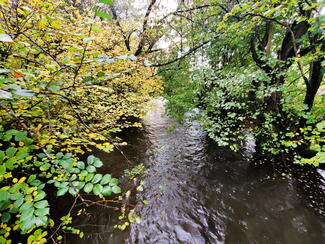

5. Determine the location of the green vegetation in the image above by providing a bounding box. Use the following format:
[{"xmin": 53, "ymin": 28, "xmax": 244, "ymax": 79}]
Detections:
[
  {"xmin": 0, "ymin": 0, "xmax": 162, "ymax": 242},
  {"xmin": 0, "ymin": 0, "xmax": 324, "ymax": 242},
  {"xmin": 162, "ymin": 0, "xmax": 324, "ymax": 167}
]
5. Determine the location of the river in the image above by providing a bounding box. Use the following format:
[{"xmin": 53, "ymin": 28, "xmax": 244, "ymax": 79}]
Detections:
[{"xmin": 67, "ymin": 98, "xmax": 325, "ymax": 244}]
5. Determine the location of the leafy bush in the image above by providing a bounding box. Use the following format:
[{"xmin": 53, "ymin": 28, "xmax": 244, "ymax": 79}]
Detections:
[{"xmin": 0, "ymin": 0, "xmax": 162, "ymax": 242}]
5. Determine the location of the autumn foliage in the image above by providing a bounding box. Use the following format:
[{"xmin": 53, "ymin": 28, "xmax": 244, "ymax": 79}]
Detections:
[{"xmin": 0, "ymin": 0, "xmax": 162, "ymax": 242}]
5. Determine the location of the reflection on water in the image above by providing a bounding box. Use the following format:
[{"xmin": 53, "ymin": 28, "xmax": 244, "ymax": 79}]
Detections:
[{"xmin": 68, "ymin": 98, "xmax": 325, "ymax": 244}]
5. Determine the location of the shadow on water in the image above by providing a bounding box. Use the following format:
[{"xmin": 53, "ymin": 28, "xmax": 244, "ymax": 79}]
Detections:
[{"xmin": 65, "ymin": 98, "xmax": 324, "ymax": 244}]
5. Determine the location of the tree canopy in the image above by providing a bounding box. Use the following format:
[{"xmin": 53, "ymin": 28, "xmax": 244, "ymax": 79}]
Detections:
[{"xmin": 0, "ymin": 0, "xmax": 324, "ymax": 242}]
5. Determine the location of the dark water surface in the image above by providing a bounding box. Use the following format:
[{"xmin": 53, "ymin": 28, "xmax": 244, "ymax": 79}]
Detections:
[{"xmin": 67, "ymin": 99, "xmax": 325, "ymax": 244}]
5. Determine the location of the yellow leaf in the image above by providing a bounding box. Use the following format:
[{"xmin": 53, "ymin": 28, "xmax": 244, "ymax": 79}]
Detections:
[{"xmin": 51, "ymin": 20, "xmax": 60, "ymax": 29}]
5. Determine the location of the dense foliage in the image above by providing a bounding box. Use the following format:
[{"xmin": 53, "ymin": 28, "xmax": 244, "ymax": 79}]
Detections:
[
  {"xmin": 0, "ymin": 0, "xmax": 162, "ymax": 242},
  {"xmin": 162, "ymin": 0, "xmax": 324, "ymax": 166},
  {"xmin": 0, "ymin": 0, "xmax": 324, "ymax": 242}
]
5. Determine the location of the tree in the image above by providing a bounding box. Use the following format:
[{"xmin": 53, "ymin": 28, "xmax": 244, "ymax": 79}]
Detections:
[
  {"xmin": 161, "ymin": 0, "xmax": 324, "ymax": 166},
  {"xmin": 0, "ymin": 0, "xmax": 162, "ymax": 242}
]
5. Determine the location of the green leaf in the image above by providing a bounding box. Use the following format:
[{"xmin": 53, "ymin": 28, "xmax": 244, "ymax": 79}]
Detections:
[
  {"xmin": 16, "ymin": 151, "xmax": 28, "ymax": 160},
  {"xmin": 20, "ymin": 202, "xmax": 33, "ymax": 211},
  {"xmin": 34, "ymin": 191, "xmax": 46, "ymax": 201},
  {"xmin": 28, "ymin": 174, "xmax": 37, "ymax": 183},
  {"xmin": 102, "ymin": 186, "xmax": 112, "ymax": 196},
  {"xmin": 35, "ymin": 216, "xmax": 47, "ymax": 226},
  {"xmin": 57, "ymin": 188, "xmax": 68, "ymax": 196},
  {"xmin": 84, "ymin": 183, "xmax": 93, "ymax": 193},
  {"xmin": 0, "ymin": 190, "xmax": 9, "ymax": 201},
  {"xmin": 100, "ymin": 174, "xmax": 112, "ymax": 185},
  {"xmin": 109, "ymin": 178, "xmax": 119, "ymax": 186},
  {"xmin": 99, "ymin": 0, "xmax": 113, "ymax": 5},
  {"xmin": 0, "ymin": 165, "xmax": 6, "ymax": 175},
  {"xmin": 93, "ymin": 184, "xmax": 103, "ymax": 195},
  {"xmin": 20, "ymin": 216, "xmax": 35, "ymax": 231},
  {"xmin": 0, "ymin": 34, "xmax": 13, "ymax": 42},
  {"xmin": 96, "ymin": 11, "xmax": 112, "ymax": 20},
  {"xmin": 6, "ymin": 147, "xmax": 16, "ymax": 157},
  {"xmin": 93, "ymin": 158, "xmax": 103, "ymax": 168},
  {"xmin": 14, "ymin": 131, "xmax": 27, "ymax": 141},
  {"xmin": 34, "ymin": 200, "xmax": 48, "ymax": 209},
  {"xmin": 80, "ymin": 170, "xmax": 88, "ymax": 177},
  {"xmin": 87, "ymin": 155, "xmax": 96, "ymax": 165},
  {"xmin": 0, "ymin": 151, "xmax": 5, "ymax": 163},
  {"xmin": 85, "ymin": 173, "xmax": 94, "ymax": 182},
  {"xmin": 86, "ymin": 165, "xmax": 96, "ymax": 173},
  {"xmin": 77, "ymin": 161, "xmax": 85, "ymax": 169},
  {"xmin": 10, "ymin": 193, "xmax": 23, "ymax": 200},
  {"xmin": 68, "ymin": 187, "xmax": 79, "ymax": 196},
  {"xmin": 1, "ymin": 212, "xmax": 11, "ymax": 223},
  {"xmin": 20, "ymin": 208, "xmax": 34, "ymax": 221},
  {"xmin": 13, "ymin": 198, "xmax": 24, "ymax": 208},
  {"xmin": 112, "ymin": 185, "xmax": 121, "ymax": 194},
  {"xmin": 34, "ymin": 207, "xmax": 50, "ymax": 217},
  {"xmin": 91, "ymin": 26, "xmax": 101, "ymax": 32},
  {"xmin": 91, "ymin": 174, "xmax": 102, "ymax": 184}
]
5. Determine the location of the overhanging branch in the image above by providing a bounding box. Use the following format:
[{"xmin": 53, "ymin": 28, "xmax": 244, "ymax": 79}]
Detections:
[{"xmin": 151, "ymin": 38, "xmax": 214, "ymax": 67}]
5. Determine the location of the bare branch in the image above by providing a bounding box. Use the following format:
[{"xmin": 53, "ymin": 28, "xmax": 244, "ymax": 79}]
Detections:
[{"xmin": 151, "ymin": 38, "xmax": 214, "ymax": 67}]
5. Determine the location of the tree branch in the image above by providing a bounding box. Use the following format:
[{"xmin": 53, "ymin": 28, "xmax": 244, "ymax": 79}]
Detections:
[{"xmin": 151, "ymin": 38, "xmax": 214, "ymax": 67}]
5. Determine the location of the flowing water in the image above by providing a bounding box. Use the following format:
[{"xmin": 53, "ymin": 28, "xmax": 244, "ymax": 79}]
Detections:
[{"xmin": 67, "ymin": 98, "xmax": 325, "ymax": 244}]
